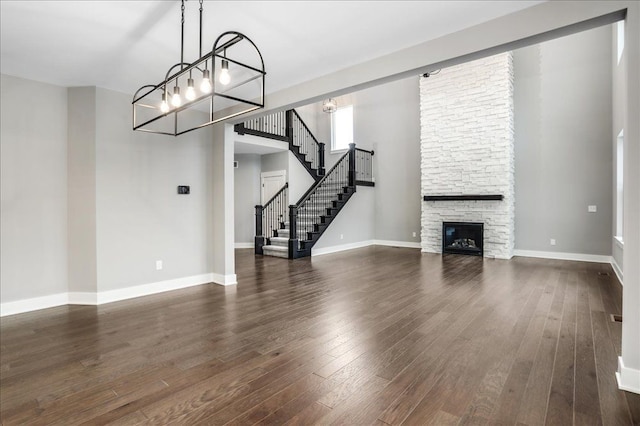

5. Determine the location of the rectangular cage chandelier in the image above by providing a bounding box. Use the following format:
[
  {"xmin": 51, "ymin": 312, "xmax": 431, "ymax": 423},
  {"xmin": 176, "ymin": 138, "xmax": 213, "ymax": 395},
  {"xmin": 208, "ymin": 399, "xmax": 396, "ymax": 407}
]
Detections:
[{"xmin": 132, "ymin": 0, "xmax": 265, "ymax": 136}]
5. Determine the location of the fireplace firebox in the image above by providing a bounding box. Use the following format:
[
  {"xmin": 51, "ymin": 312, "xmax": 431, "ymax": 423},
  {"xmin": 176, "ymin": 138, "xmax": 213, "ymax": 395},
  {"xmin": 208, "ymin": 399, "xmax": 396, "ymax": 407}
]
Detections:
[{"xmin": 442, "ymin": 222, "xmax": 483, "ymax": 256}]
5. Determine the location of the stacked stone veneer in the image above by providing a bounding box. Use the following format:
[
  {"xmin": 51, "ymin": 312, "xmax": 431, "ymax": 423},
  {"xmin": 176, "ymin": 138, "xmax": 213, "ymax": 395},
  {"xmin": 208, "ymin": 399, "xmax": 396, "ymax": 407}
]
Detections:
[{"xmin": 420, "ymin": 52, "xmax": 515, "ymax": 259}]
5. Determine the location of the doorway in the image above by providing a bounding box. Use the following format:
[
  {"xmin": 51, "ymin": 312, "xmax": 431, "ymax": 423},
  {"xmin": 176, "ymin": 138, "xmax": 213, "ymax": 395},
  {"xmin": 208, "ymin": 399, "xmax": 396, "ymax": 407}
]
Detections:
[{"xmin": 261, "ymin": 170, "xmax": 287, "ymax": 204}]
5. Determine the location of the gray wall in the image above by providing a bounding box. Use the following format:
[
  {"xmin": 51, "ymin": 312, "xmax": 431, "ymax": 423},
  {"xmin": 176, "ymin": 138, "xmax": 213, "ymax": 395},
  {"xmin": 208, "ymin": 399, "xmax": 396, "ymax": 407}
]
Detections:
[
  {"xmin": 93, "ymin": 88, "xmax": 214, "ymax": 291},
  {"xmin": 1, "ymin": 75, "xmax": 69, "ymax": 302},
  {"xmin": 358, "ymin": 77, "xmax": 421, "ymax": 243},
  {"xmin": 312, "ymin": 186, "xmax": 375, "ymax": 252},
  {"xmin": 288, "ymin": 152, "xmax": 316, "ymax": 204},
  {"xmin": 1, "ymin": 77, "xmax": 218, "ymax": 302},
  {"xmin": 261, "ymin": 151, "xmax": 288, "ymax": 176},
  {"xmin": 514, "ymin": 25, "xmax": 613, "ymax": 255},
  {"xmin": 67, "ymin": 87, "xmax": 98, "ymax": 294},
  {"xmin": 234, "ymin": 154, "xmax": 261, "ymax": 244}
]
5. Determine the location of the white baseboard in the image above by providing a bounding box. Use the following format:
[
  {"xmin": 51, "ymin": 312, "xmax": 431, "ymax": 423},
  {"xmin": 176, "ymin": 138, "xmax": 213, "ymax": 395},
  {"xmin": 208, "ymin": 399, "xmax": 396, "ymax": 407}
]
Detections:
[
  {"xmin": 98, "ymin": 273, "xmax": 216, "ymax": 304},
  {"xmin": 235, "ymin": 242, "xmax": 254, "ymax": 249},
  {"xmin": 374, "ymin": 240, "xmax": 421, "ymax": 249},
  {"xmin": 1, "ymin": 273, "xmax": 221, "ymax": 316},
  {"xmin": 312, "ymin": 240, "xmax": 375, "ymax": 256},
  {"xmin": 513, "ymin": 249, "xmax": 611, "ymax": 264},
  {"xmin": 611, "ymin": 257, "xmax": 624, "ymax": 285},
  {"xmin": 212, "ymin": 273, "xmax": 237, "ymax": 286},
  {"xmin": 617, "ymin": 356, "xmax": 640, "ymax": 394},
  {"xmin": 68, "ymin": 292, "xmax": 98, "ymax": 305},
  {"xmin": 0, "ymin": 293, "xmax": 69, "ymax": 317}
]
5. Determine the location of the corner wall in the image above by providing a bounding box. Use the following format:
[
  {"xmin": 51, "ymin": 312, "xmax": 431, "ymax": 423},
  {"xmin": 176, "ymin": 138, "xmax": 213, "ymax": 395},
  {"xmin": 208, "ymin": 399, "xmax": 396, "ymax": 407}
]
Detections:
[
  {"xmin": 234, "ymin": 154, "xmax": 261, "ymax": 245},
  {"xmin": 94, "ymin": 88, "xmax": 214, "ymax": 292},
  {"xmin": 1, "ymin": 75, "xmax": 69, "ymax": 303},
  {"xmin": 514, "ymin": 25, "xmax": 613, "ymax": 257}
]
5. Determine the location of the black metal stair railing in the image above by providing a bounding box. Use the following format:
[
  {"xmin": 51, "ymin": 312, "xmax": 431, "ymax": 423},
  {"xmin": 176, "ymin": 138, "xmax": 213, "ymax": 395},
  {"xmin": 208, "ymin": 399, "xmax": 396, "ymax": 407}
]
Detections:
[
  {"xmin": 234, "ymin": 110, "xmax": 288, "ymax": 141},
  {"xmin": 355, "ymin": 148, "xmax": 375, "ymax": 186},
  {"xmin": 254, "ymin": 182, "xmax": 288, "ymax": 254},
  {"xmin": 288, "ymin": 144, "xmax": 354, "ymax": 255},
  {"xmin": 235, "ymin": 109, "xmax": 325, "ymax": 179},
  {"xmin": 288, "ymin": 110, "xmax": 325, "ymax": 178}
]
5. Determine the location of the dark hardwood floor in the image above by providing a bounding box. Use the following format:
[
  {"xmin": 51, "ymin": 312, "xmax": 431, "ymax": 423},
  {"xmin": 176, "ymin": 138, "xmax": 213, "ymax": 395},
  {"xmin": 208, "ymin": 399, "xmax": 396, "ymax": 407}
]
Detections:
[{"xmin": 1, "ymin": 246, "xmax": 639, "ymax": 425}]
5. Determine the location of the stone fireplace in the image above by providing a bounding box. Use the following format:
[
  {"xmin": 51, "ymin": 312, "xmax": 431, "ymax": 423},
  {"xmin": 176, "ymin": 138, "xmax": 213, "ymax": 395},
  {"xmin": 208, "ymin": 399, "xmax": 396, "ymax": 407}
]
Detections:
[{"xmin": 420, "ymin": 52, "xmax": 515, "ymax": 259}]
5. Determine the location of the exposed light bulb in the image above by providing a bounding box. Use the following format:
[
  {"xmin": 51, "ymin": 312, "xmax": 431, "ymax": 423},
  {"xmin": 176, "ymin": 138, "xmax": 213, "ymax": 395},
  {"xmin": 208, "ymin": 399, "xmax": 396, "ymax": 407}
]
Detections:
[
  {"xmin": 185, "ymin": 78, "xmax": 196, "ymax": 101},
  {"xmin": 201, "ymin": 69, "xmax": 212, "ymax": 93},
  {"xmin": 160, "ymin": 93, "xmax": 170, "ymax": 113},
  {"xmin": 219, "ymin": 60, "xmax": 230, "ymax": 85},
  {"xmin": 171, "ymin": 86, "xmax": 181, "ymax": 107}
]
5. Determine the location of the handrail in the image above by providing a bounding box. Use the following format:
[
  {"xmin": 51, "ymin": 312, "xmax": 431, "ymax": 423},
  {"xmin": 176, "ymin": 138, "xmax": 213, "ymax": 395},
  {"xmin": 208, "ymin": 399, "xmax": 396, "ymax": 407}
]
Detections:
[
  {"xmin": 255, "ymin": 182, "xmax": 288, "ymax": 244},
  {"xmin": 291, "ymin": 109, "xmax": 320, "ymax": 146},
  {"xmin": 294, "ymin": 147, "xmax": 351, "ymax": 207},
  {"xmin": 355, "ymin": 147, "xmax": 374, "ymax": 156}
]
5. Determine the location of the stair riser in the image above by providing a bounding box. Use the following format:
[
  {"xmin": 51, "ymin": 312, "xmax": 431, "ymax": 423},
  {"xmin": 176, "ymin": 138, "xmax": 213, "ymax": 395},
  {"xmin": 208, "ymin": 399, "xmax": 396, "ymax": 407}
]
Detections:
[{"xmin": 262, "ymin": 249, "xmax": 289, "ymax": 258}]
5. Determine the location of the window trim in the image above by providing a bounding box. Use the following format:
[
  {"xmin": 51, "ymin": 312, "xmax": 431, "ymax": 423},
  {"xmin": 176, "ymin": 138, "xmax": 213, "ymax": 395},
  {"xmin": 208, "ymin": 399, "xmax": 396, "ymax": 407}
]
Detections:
[
  {"xmin": 615, "ymin": 129, "xmax": 624, "ymax": 240},
  {"xmin": 330, "ymin": 105, "xmax": 354, "ymax": 153}
]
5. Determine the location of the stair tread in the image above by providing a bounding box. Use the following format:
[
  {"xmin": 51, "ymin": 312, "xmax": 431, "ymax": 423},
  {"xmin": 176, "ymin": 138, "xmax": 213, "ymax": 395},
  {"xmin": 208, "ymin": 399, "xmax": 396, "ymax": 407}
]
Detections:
[{"xmin": 262, "ymin": 245, "xmax": 288, "ymax": 252}]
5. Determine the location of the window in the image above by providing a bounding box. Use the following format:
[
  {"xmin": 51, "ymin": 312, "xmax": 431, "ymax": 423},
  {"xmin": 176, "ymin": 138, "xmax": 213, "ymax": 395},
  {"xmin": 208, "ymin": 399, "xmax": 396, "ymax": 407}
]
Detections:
[
  {"xmin": 331, "ymin": 105, "xmax": 353, "ymax": 151},
  {"xmin": 616, "ymin": 130, "xmax": 624, "ymax": 240},
  {"xmin": 617, "ymin": 20, "xmax": 625, "ymax": 65}
]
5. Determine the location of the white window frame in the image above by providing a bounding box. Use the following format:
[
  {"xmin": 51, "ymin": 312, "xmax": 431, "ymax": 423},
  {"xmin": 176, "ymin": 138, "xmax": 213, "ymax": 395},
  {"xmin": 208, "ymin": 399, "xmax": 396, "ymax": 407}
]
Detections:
[
  {"xmin": 331, "ymin": 105, "xmax": 354, "ymax": 152},
  {"xmin": 616, "ymin": 129, "xmax": 624, "ymax": 243},
  {"xmin": 617, "ymin": 20, "xmax": 625, "ymax": 65}
]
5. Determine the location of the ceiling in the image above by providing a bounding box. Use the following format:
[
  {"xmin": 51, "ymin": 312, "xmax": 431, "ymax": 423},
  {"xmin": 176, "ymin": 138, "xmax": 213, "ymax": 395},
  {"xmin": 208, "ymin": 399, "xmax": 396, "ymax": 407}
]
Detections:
[{"xmin": 1, "ymin": 1, "xmax": 543, "ymax": 98}]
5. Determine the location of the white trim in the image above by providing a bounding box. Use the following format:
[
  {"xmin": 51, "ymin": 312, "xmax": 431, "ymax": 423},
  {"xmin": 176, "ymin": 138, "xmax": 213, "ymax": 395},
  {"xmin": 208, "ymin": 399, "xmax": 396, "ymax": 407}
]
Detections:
[
  {"xmin": 374, "ymin": 240, "xmax": 421, "ymax": 249},
  {"xmin": 96, "ymin": 273, "xmax": 215, "ymax": 304},
  {"xmin": 614, "ymin": 235, "xmax": 624, "ymax": 248},
  {"xmin": 1, "ymin": 293, "xmax": 69, "ymax": 317},
  {"xmin": 617, "ymin": 356, "xmax": 640, "ymax": 394},
  {"xmin": 312, "ymin": 240, "xmax": 375, "ymax": 256},
  {"xmin": 513, "ymin": 249, "xmax": 611, "ymax": 264},
  {"xmin": 68, "ymin": 292, "xmax": 98, "ymax": 305},
  {"xmin": 235, "ymin": 242, "xmax": 254, "ymax": 249},
  {"xmin": 260, "ymin": 170, "xmax": 287, "ymax": 179},
  {"xmin": 611, "ymin": 257, "xmax": 624, "ymax": 285},
  {"xmin": 1, "ymin": 273, "xmax": 218, "ymax": 316},
  {"xmin": 212, "ymin": 273, "xmax": 237, "ymax": 286}
]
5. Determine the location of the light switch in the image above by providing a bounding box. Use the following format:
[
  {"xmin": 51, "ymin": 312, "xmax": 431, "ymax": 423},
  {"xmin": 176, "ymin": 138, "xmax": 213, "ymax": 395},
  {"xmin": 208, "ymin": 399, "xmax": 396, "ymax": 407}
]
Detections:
[{"xmin": 588, "ymin": 205, "xmax": 597, "ymax": 213}]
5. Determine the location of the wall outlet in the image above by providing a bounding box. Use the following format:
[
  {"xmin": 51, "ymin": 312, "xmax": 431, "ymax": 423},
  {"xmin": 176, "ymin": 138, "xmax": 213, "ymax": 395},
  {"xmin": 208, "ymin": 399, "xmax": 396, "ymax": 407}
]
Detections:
[
  {"xmin": 156, "ymin": 260, "xmax": 163, "ymax": 270},
  {"xmin": 550, "ymin": 239, "xmax": 556, "ymax": 246},
  {"xmin": 412, "ymin": 231, "xmax": 417, "ymax": 237},
  {"xmin": 340, "ymin": 234, "xmax": 344, "ymax": 240},
  {"xmin": 588, "ymin": 205, "xmax": 597, "ymax": 213}
]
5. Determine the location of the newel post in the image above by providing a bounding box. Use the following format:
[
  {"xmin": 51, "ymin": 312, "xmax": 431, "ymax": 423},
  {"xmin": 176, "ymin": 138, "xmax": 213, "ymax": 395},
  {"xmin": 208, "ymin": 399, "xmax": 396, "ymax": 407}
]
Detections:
[
  {"xmin": 318, "ymin": 142, "xmax": 326, "ymax": 177},
  {"xmin": 348, "ymin": 143, "xmax": 356, "ymax": 187},
  {"xmin": 285, "ymin": 110, "xmax": 293, "ymax": 142},
  {"xmin": 254, "ymin": 205, "xmax": 264, "ymax": 254},
  {"xmin": 288, "ymin": 205, "xmax": 298, "ymax": 258}
]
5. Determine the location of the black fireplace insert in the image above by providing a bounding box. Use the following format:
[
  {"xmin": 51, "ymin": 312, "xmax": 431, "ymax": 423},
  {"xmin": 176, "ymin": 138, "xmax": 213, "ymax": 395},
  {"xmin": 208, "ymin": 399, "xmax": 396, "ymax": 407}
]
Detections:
[{"xmin": 442, "ymin": 222, "xmax": 483, "ymax": 256}]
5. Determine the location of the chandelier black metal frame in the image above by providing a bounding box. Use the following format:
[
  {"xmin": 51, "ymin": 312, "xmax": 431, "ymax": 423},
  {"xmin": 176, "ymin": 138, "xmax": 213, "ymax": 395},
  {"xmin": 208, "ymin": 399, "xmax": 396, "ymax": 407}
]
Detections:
[{"xmin": 132, "ymin": 0, "xmax": 266, "ymax": 136}]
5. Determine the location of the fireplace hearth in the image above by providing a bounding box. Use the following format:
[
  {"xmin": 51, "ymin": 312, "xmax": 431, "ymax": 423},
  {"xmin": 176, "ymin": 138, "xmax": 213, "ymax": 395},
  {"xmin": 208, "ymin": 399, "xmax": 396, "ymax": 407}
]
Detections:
[{"xmin": 442, "ymin": 222, "xmax": 483, "ymax": 256}]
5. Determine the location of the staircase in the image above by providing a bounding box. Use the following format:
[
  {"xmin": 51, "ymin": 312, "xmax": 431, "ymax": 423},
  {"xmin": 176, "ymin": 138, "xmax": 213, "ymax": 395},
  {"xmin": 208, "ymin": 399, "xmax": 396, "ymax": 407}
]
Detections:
[{"xmin": 237, "ymin": 109, "xmax": 374, "ymax": 259}]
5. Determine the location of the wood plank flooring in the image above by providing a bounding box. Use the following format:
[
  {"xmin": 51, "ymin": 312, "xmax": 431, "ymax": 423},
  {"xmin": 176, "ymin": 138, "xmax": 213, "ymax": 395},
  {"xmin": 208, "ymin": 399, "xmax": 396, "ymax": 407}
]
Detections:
[{"xmin": 1, "ymin": 246, "xmax": 639, "ymax": 425}]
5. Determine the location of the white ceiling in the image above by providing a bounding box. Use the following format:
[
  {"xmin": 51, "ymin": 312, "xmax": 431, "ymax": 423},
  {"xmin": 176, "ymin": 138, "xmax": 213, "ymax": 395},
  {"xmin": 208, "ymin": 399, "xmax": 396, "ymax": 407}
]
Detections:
[{"xmin": 1, "ymin": 1, "xmax": 543, "ymax": 97}]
